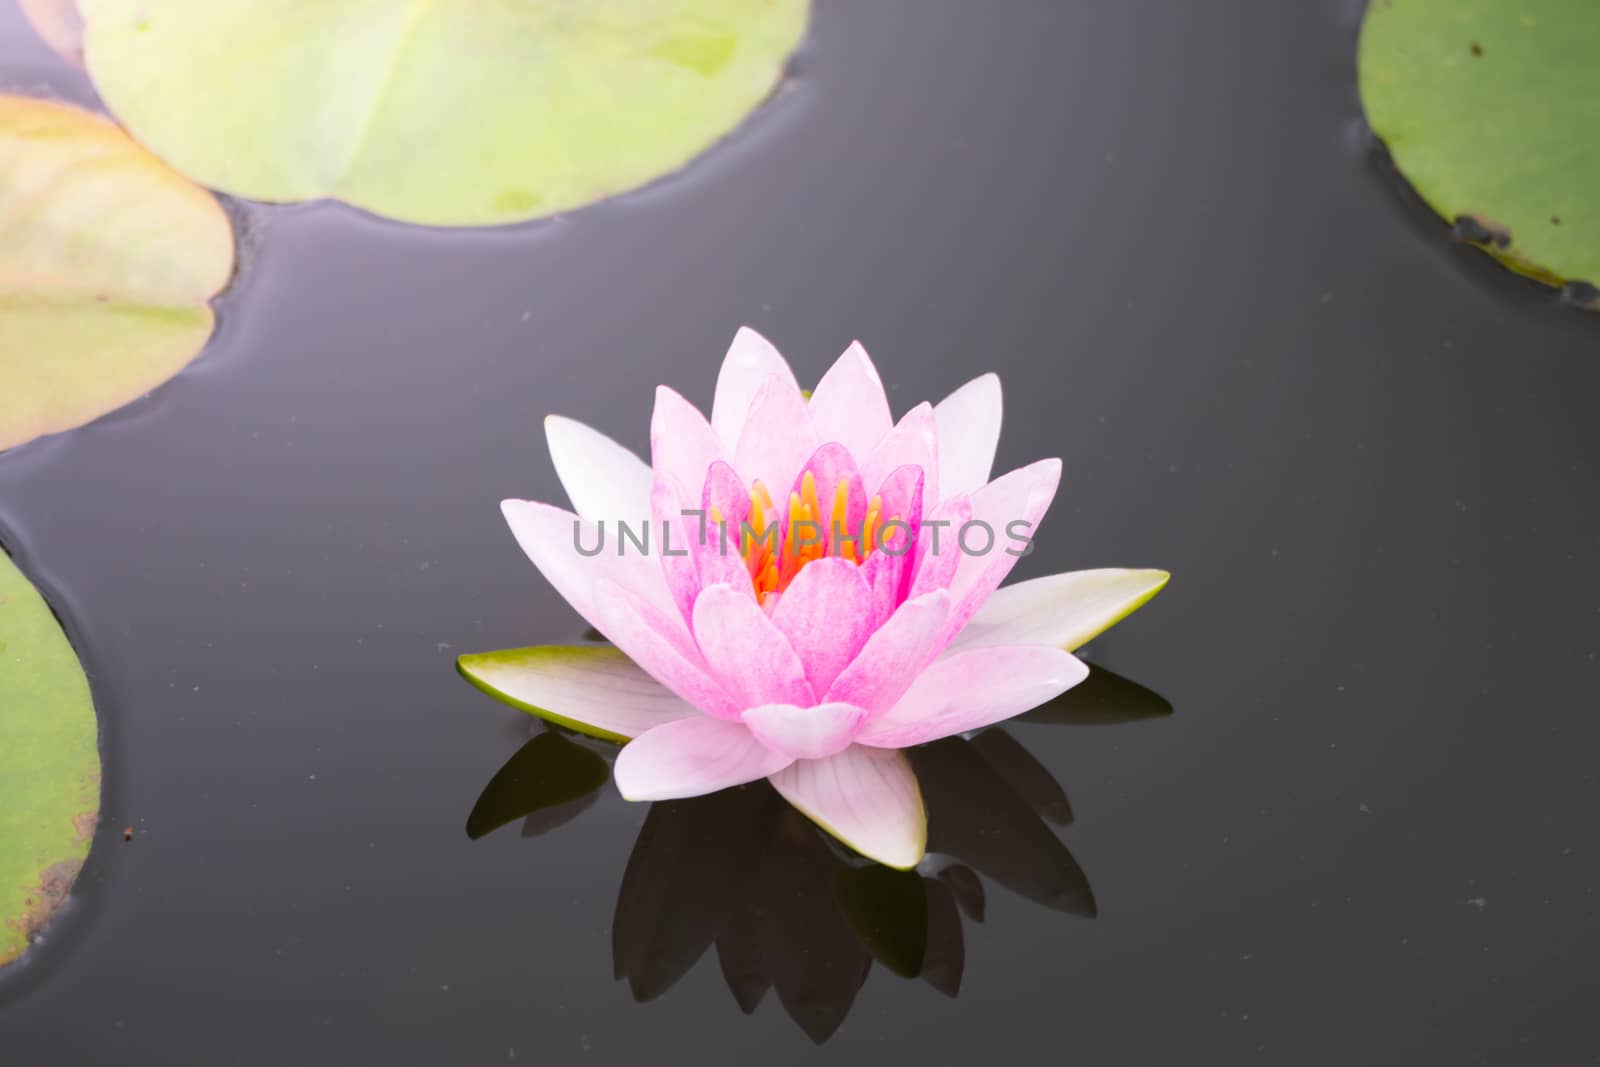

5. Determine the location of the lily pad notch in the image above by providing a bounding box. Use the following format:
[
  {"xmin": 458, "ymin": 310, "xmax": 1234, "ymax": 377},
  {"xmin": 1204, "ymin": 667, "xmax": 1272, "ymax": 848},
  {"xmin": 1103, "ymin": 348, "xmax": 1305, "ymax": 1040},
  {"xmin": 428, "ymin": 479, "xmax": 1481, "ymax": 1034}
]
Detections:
[
  {"xmin": 1358, "ymin": 0, "xmax": 1600, "ymax": 307},
  {"xmin": 0, "ymin": 550, "xmax": 102, "ymax": 968},
  {"xmin": 0, "ymin": 94, "xmax": 237, "ymax": 452}
]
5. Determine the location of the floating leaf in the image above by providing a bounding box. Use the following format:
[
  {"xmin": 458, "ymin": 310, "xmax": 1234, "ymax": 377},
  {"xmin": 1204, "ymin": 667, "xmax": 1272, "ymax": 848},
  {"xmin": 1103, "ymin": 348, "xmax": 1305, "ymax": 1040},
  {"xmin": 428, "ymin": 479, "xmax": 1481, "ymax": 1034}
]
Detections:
[
  {"xmin": 78, "ymin": 0, "xmax": 811, "ymax": 228},
  {"xmin": 457, "ymin": 645, "xmax": 691, "ymax": 744},
  {"xmin": 1359, "ymin": 0, "xmax": 1600, "ymax": 300},
  {"xmin": 0, "ymin": 551, "xmax": 101, "ymax": 967},
  {"xmin": 0, "ymin": 94, "xmax": 235, "ymax": 452}
]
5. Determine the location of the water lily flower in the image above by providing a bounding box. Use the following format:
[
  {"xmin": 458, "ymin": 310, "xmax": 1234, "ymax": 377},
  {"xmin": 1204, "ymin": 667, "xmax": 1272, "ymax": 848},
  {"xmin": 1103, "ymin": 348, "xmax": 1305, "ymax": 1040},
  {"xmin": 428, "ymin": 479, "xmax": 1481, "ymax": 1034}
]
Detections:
[{"xmin": 463, "ymin": 329, "xmax": 1167, "ymax": 869}]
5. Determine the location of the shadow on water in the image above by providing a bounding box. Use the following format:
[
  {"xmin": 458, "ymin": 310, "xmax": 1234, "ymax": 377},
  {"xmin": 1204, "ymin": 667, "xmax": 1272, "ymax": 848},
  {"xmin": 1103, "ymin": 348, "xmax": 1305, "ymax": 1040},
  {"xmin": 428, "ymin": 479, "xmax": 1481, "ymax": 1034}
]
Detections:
[{"xmin": 464, "ymin": 664, "xmax": 1171, "ymax": 1044}]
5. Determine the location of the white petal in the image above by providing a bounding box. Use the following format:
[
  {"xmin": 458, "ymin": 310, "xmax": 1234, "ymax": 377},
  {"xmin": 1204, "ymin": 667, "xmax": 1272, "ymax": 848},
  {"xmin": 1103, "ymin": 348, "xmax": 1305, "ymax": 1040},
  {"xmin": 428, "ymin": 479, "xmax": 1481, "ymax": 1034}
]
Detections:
[
  {"xmin": 711, "ymin": 327, "xmax": 801, "ymax": 453},
  {"xmin": 650, "ymin": 386, "xmax": 725, "ymax": 496},
  {"xmin": 544, "ymin": 415, "xmax": 653, "ymax": 524},
  {"xmin": 458, "ymin": 644, "xmax": 696, "ymax": 741},
  {"xmin": 857, "ymin": 646, "xmax": 1088, "ymax": 748},
  {"xmin": 806, "ymin": 341, "xmax": 894, "ymax": 458},
  {"xmin": 768, "ymin": 746, "xmax": 926, "ymax": 870},
  {"xmin": 936, "ymin": 457, "xmax": 1062, "ymax": 646},
  {"xmin": 949, "ymin": 568, "xmax": 1171, "ymax": 652},
  {"xmin": 733, "ymin": 374, "xmax": 818, "ymax": 498},
  {"xmin": 741, "ymin": 702, "xmax": 868, "ymax": 761},
  {"xmin": 933, "ymin": 373, "xmax": 1002, "ymax": 500},
  {"xmin": 615, "ymin": 717, "xmax": 793, "ymax": 801},
  {"xmin": 499, "ymin": 499, "xmax": 677, "ymax": 632},
  {"xmin": 861, "ymin": 403, "xmax": 938, "ymax": 515}
]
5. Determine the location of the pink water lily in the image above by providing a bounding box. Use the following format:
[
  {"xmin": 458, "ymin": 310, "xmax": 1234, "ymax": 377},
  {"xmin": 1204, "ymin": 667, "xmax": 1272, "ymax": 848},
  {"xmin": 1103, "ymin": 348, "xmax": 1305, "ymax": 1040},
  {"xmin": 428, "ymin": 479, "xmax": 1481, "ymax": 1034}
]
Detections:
[{"xmin": 462, "ymin": 329, "xmax": 1167, "ymax": 869}]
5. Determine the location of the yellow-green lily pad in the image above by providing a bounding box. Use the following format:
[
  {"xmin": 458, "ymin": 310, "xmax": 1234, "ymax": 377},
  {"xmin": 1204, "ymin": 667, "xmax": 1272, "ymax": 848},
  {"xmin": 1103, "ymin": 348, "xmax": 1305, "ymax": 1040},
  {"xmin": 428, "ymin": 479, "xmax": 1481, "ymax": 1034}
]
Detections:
[
  {"xmin": 78, "ymin": 0, "xmax": 811, "ymax": 228},
  {"xmin": 0, "ymin": 551, "xmax": 101, "ymax": 967},
  {"xmin": 1359, "ymin": 0, "xmax": 1600, "ymax": 300},
  {"xmin": 0, "ymin": 94, "xmax": 236, "ymax": 452}
]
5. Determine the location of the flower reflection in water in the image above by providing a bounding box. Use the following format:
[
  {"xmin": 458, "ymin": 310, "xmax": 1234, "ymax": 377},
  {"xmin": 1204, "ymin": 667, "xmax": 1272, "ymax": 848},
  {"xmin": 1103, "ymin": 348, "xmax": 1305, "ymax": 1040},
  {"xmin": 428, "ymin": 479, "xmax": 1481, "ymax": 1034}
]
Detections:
[{"xmin": 466, "ymin": 663, "xmax": 1170, "ymax": 1044}]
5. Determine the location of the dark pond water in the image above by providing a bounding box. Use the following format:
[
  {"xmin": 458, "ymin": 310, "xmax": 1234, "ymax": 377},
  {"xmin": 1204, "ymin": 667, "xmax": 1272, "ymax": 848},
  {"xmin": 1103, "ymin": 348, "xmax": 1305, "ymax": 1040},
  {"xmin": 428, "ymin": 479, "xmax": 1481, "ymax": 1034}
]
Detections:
[{"xmin": 3, "ymin": 2, "xmax": 1599, "ymax": 1063}]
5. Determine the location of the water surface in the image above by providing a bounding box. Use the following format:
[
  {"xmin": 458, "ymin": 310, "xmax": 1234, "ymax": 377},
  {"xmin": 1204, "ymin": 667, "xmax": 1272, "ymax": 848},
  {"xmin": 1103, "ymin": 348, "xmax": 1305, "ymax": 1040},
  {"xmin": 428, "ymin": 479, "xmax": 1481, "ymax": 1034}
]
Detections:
[{"xmin": 1, "ymin": 2, "xmax": 1598, "ymax": 1063}]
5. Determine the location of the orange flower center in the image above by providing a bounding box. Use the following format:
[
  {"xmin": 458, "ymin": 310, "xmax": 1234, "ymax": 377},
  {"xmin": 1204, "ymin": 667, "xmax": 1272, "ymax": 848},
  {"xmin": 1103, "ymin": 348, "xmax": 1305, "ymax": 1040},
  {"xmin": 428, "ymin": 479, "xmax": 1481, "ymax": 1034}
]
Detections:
[{"xmin": 711, "ymin": 471, "xmax": 901, "ymax": 604}]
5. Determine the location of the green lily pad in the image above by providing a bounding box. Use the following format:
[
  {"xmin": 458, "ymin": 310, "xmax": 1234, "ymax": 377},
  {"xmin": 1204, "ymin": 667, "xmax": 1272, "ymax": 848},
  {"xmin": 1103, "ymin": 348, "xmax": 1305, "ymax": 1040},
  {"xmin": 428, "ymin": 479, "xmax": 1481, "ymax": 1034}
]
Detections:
[
  {"xmin": 0, "ymin": 95, "xmax": 236, "ymax": 452},
  {"xmin": 0, "ymin": 551, "xmax": 101, "ymax": 967},
  {"xmin": 1359, "ymin": 0, "xmax": 1600, "ymax": 300},
  {"xmin": 78, "ymin": 0, "xmax": 811, "ymax": 228}
]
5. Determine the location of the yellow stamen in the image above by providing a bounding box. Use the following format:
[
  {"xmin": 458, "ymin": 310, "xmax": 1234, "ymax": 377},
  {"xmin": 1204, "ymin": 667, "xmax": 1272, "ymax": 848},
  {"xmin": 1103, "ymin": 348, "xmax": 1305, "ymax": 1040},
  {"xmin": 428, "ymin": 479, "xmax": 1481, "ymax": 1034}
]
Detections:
[
  {"xmin": 743, "ymin": 482, "xmax": 776, "ymax": 582},
  {"xmin": 727, "ymin": 472, "xmax": 899, "ymax": 604},
  {"xmin": 861, "ymin": 495, "xmax": 883, "ymax": 557},
  {"xmin": 780, "ymin": 490, "xmax": 808, "ymax": 586},
  {"xmin": 804, "ymin": 474, "xmax": 821, "ymax": 556},
  {"xmin": 747, "ymin": 485, "xmax": 767, "ymax": 545},
  {"xmin": 829, "ymin": 477, "xmax": 854, "ymax": 561}
]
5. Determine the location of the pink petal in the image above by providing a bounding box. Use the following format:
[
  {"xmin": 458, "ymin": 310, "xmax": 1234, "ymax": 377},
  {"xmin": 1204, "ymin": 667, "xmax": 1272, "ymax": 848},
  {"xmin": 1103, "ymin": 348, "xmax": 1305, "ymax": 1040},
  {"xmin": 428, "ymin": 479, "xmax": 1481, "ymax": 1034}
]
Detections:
[
  {"xmin": 711, "ymin": 327, "xmax": 800, "ymax": 453},
  {"xmin": 769, "ymin": 557, "xmax": 874, "ymax": 695},
  {"xmin": 824, "ymin": 590, "xmax": 950, "ymax": 713},
  {"xmin": 615, "ymin": 717, "xmax": 794, "ymax": 801},
  {"xmin": 861, "ymin": 403, "xmax": 939, "ymax": 518},
  {"xmin": 871, "ymin": 463, "xmax": 926, "ymax": 538},
  {"xmin": 650, "ymin": 473, "xmax": 702, "ymax": 625},
  {"xmin": 932, "ymin": 374, "xmax": 1002, "ymax": 500},
  {"xmin": 651, "ymin": 385, "xmax": 724, "ymax": 496},
  {"xmin": 500, "ymin": 499, "xmax": 677, "ymax": 630},
  {"xmin": 767, "ymin": 746, "xmax": 926, "ymax": 869},
  {"xmin": 909, "ymin": 494, "xmax": 971, "ymax": 600},
  {"xmin": 593, "ymin": 579, "xmax": 742, "ymax": 720},
  {"xmin": 692, "ymin": 583, "xmax": 815, "ymax": 709},
  {"xmin": 862, "ymin": 464, "xmax": 926, "ymax": 621},
  {"xmin": 937, "ymin": 458, "xmax": 1062, "ymax": 647},
  {"xmin": 696, "ymin": 461, "xmax": 756, "ymax": 595},
  {"xmin": 860, "ymin": 550, "xmax": 905, "ymax": 629},
  {"xmin": 857, "ymin": 646, "xmax": 1088, "ymax": 748},
  {"xmin": 741, "ymin": 702, "xmax": 868, "ymax": 760},
  {"xmin": 806, "ymin": 341, "xmax": 893, "ymax": 459},
  {"xmin": 457, "ymin": 645, "xmax": 697, "ymax": 742},
  {"xmin": 545, "ymin": 415, "xmax": 653, "ymax": 524},
  {"xmin": 733, "ymin": 374, "xmax": 819, "ymax": 502},
  {"xmin": 785, "ymin": 443, "xmax": 868, "ymax": 558}
]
